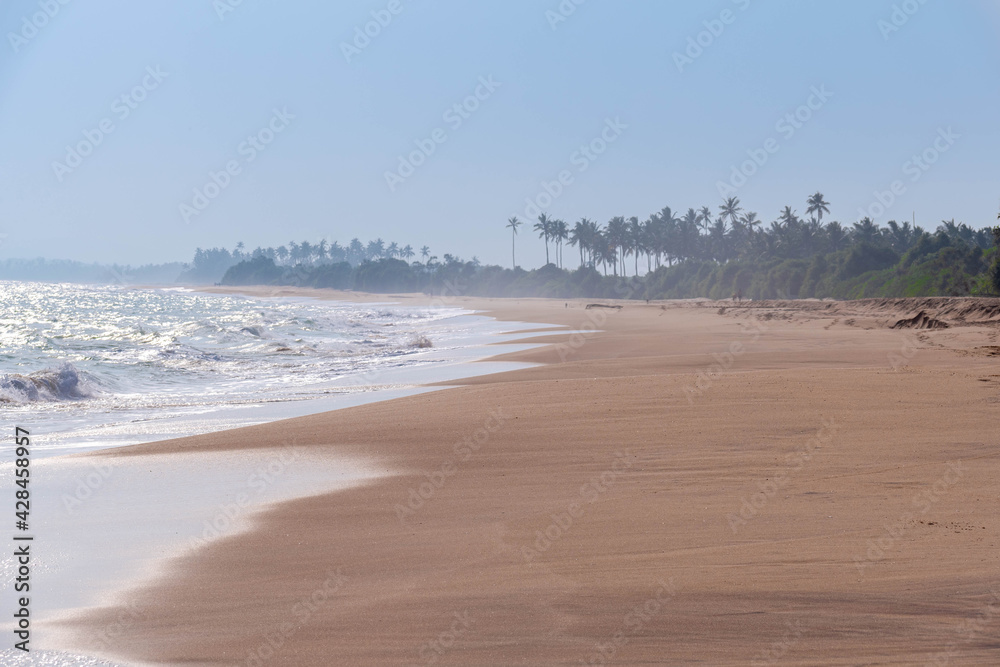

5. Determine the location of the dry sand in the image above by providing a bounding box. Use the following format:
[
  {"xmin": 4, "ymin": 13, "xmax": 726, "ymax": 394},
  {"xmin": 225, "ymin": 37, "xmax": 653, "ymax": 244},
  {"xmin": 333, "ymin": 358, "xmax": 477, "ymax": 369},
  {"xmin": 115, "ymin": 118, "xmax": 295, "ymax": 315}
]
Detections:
[{"xmin": 63, "ymin": 292, "xmax": 1000, "ymax": 665}]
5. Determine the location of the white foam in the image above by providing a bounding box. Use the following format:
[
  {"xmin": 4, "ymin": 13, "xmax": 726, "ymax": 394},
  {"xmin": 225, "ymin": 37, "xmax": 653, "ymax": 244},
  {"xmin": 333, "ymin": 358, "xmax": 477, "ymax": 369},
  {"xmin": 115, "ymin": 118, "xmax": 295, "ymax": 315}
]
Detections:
[{"xmin": 0, "ymin": 448, "xmax": 390, "ymax": 662}]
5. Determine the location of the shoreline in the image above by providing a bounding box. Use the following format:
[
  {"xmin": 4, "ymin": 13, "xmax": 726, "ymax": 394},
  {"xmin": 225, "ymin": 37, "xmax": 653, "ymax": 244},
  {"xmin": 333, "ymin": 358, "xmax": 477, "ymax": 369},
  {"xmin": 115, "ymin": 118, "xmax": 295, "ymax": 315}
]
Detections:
[
  {"xmin": 9, "ymin": 287, "xmax": 556, "ymax": 460},
  {"xmin": 9, "ymin": 287, "xmax": 574, "ymax": 665},
  {"xmin": 49, "ymin": 292, "xmax": 1000, "ymax": 664}
]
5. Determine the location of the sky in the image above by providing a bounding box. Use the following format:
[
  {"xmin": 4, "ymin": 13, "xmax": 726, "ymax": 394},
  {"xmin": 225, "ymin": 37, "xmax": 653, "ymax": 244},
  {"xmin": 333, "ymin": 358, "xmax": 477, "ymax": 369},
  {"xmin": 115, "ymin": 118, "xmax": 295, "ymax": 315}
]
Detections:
[{"xmin": 0, "ymin": 0, "xmax": 998, "ymax": 269}]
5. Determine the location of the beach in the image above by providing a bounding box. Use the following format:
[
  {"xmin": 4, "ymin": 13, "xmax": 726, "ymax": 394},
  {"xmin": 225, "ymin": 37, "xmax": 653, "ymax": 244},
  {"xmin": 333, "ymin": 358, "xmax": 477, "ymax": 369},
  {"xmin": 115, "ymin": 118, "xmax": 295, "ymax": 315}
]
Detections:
[{"xmin": 55, "ymin": 292, "xmax": 1000, "ymax": 665}]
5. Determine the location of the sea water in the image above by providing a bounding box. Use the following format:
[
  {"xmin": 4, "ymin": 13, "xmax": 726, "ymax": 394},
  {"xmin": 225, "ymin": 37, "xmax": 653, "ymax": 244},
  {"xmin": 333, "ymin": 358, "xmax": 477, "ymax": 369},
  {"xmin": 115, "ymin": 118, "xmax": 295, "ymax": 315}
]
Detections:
[{"xmin": 0, "ymin": 282, "xmax": 537, "ymax": 459}]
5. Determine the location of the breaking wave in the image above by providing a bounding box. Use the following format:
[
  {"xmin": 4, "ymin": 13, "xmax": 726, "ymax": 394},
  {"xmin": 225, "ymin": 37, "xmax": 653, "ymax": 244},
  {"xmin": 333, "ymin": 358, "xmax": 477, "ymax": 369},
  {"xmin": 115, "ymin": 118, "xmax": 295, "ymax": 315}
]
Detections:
[{"xmin": 0, "ymin": 363, "xmax": 100, "ymax": 403}]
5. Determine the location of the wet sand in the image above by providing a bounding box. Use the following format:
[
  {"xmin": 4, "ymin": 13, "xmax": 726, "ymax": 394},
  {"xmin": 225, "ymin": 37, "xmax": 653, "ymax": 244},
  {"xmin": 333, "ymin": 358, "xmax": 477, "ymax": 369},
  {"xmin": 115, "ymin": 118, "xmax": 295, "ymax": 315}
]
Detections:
[{"xmin": 65, "ymin": 293, "xmax": 1000, "ymax": 665}]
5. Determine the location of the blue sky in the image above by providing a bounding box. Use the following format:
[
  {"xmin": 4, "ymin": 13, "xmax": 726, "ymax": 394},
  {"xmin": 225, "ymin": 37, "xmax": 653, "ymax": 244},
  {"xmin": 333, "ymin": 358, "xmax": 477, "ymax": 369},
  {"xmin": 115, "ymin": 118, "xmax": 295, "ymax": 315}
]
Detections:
[{"xmin": 0, "ymin": 0, "xmax": 997, "ymax": 268}]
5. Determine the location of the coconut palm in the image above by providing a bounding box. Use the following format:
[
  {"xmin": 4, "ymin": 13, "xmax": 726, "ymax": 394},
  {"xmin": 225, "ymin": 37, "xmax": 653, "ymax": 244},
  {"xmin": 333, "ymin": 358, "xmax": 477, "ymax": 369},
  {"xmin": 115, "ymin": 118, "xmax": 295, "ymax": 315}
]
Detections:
[
  {"xmin": 534, "ymin": 213, "xmax": 553, "ymax": 265},
  {"xmin": 366, "ymin": 238, "xmax": 385, "ymax": 260},
  {"xmin": 348, "ymin": 238, "xmax": 364, "ymax": 264},
  {"xmin": 697, "ymin": 206, "xmax": 713, "ymax": 234},
  {"xmin": 720, "ymin": 197, "xmax": 743, "ymax": 228},
  {"xmin": 886, "ymin": 220, "xmax": 918, "ymax": 252},
  {"xmin": 605, "ymin": 216, "xmax": 628, "ymax": 275},
  {"xmin": 806, "ymin": 192, "xmax": 831, "ymax": 223},
  {"xmin": 506, "ymin": 216, "xmax": 523, "ymax": 269},
  {"xmin": 851, "ymin": 217, "xmax": 881, "ymax": 245},
  {"xmin": 779, "ymin": 206, "xmax": 799, "ymax": 226},
  {"xmin": 569, "ymin": 219, "xmax": 589, "ymax": 267},
  {"xmin": 553, "ymin": 219, "xmax": 569, "ymax": 268},
  {"xmin": 627, "ymin": 216, "xmax": 643, "ymax": 275}
]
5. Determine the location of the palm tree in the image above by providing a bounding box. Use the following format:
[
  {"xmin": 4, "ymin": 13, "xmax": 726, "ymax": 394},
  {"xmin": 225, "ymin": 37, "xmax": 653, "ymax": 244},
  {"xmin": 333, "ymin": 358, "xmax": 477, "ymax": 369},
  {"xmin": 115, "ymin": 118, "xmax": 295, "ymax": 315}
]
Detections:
[
  {"xmin": 679, "ymin": 209, "xmax": 700, "ymax": 263},
  {"xmin": 401, "ymin": 244, "xmax": 415, "ymax": 262},
  {"xmin": 506, "ymin": 216, "xmax": 523, "ymax": 269},
  {"xmin": 627, "ymin": 216, "xmax": 643, "ymax": 276},
  {"xmin": 594, "ymin": 229, "xmax": 616, "ymax": 276},
  {"xmin": 851, "ymin": 217, "xmax": 881, "ymax": 245},
  {"xmin": 697, "ymin": 206, "xmax": 713, "ymax": 234},
  {"xmin": 779, "ymin": 206, "xmax": 799, "ymax": 226},
  {"xmin": 386, "ymin": 242, "xmax": 400, "ymax": 259},
  {"xmin": 606, "ymin": 216, "xmax": 627, "ymax": 276},
  {"xmin": 656, "ymin": 207, "xmax": 679, "ymax": 266},
  {"xmin": 348, "ymin": 238, "xmax": 364, "ymax": 264},
  {"xmin": 720, "ymin": 197, "xmax": 743, "ymax": 228},
  {"xmin": 570, "ymin": 218, "xmax": 594, "ymax": 268},
  {"xmin": 824, "ymin": 222, "xmax": 848, "ymax": 252},
  {"xmin": 739, "ymin": 211, "xmax": 761, "ymax": 258},
  {"xmin": 534, "ymin": 213, "xmax": 553, "ymax": 265},
  {"xmin": 553, "ymin": 219, "xmax": 569, "ymax": 268},
  {"xmin": 367, "ymin": 238, "xmax": 385, "ymax": 260},
  {"xmin": 806, "ymin": 192, "xmax": 831, "ymax": 223},
  {"xmin": 886, "ymin": 220, "xmax": 917, "ymax": 252},
  {"xmin": 300, "ymin": 240, "xmax": 314, "ymax": 265},
  {"xmin": 420, "ymin": 245, "xmax": 430, "ymax": 262}
]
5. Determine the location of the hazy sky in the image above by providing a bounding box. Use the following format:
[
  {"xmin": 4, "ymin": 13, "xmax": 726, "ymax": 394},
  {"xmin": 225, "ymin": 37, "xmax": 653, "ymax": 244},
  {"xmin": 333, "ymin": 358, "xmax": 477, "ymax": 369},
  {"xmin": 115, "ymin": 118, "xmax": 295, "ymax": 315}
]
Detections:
[{"xmin": 1, "ymin": 0, "xmax": 998, "ymax": 268}]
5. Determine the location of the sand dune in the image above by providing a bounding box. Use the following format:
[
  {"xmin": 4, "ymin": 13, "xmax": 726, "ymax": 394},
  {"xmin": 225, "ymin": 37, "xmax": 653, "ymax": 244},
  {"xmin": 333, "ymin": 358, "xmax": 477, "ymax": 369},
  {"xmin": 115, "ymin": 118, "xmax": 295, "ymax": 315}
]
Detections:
[{"xmin": 61, "ymin": 293, "xmax": 1000, "ymax": 665}]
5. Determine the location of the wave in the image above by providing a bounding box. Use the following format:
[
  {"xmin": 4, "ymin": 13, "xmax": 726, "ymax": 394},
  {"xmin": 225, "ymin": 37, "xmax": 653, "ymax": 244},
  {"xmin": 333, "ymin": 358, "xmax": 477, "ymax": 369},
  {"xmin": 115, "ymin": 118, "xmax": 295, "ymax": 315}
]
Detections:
[{"xmin": 0, "ymin": 363, "xmax": 101, "ymax": 403}]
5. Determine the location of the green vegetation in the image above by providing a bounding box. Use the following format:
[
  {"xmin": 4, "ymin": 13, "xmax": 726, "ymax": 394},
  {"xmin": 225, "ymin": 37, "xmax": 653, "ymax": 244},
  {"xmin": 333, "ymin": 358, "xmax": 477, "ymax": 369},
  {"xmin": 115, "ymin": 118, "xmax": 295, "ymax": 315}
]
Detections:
[{"xmin": 218, "ymin": 194, "xmax": 999, "ymax": 300}]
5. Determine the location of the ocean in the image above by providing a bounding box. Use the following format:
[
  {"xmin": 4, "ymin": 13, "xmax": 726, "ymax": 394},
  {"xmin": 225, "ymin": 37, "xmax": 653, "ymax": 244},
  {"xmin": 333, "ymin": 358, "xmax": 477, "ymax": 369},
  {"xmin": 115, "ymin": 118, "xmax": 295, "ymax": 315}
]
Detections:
[
  {"xmin": 0, "ymin": 282, "xmax": 543, "ymax": 664},
  {"xmin": 0, "ymin": 282, "xmax": 529, "ymax": 459}
]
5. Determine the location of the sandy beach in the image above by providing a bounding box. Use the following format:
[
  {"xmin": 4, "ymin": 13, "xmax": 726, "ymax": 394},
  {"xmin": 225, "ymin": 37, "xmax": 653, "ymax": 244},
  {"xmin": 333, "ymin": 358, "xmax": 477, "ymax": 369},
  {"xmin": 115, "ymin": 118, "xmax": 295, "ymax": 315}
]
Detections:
[{"xmin": 60, "ymin": 291, "xmax": 1000, "ymax": 665}]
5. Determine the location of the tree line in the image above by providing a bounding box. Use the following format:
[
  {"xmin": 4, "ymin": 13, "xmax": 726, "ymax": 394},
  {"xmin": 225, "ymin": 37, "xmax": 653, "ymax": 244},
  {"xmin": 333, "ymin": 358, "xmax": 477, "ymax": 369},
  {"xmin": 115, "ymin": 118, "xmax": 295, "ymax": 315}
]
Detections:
[
  {"xmin": 206, "ymin": 191, "xmax": 999, "ymax": 299},
  {"xmin": 505, "ymin": 193, "xmax": 993, "ymax": 276}
]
